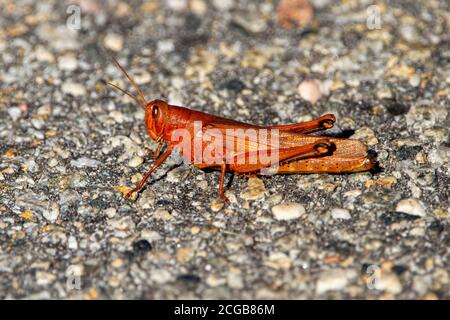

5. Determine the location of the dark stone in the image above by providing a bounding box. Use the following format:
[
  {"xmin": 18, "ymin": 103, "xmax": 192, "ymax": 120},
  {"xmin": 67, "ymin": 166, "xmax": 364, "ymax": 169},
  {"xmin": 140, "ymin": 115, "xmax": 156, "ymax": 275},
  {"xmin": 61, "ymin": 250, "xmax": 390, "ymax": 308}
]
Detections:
[
  {"xmin": 341, "ymin": 30, "xmax": 362, "ymax": 48},
  {"xmin": 383, "ymin": 99, "xmax": 410, "ymax": 115},
  {"xmin": 427, "ymin": 220, "xmax": 445, "ymax": 235},
  {"xmin": 324, "ymin": 240, "xmax": 355, "ymax": 256},
  {"xmin": 177, "ymin": 274, "xmax": 201, "ymax": 283},
  {"xmin": 397, "ymin": 145, "xmax": 422, "ymax": 160},
  {"xmin": 392, "ymin": 265, "xmax": 407, "ymax": 275},
  {"xmin": 219, "ymin": 78, "xmax": 246, "ymax": 93},
  {"xmin": 380, "ymin": 212, "xmax": 420, "ymax": 225},
  {"xmin": 132, "ymin": 239, "xmax": 152, "ymax": 254},
  {"xmin": 184, "ymin": 13, "xmax": 202, "ymax": 32}
]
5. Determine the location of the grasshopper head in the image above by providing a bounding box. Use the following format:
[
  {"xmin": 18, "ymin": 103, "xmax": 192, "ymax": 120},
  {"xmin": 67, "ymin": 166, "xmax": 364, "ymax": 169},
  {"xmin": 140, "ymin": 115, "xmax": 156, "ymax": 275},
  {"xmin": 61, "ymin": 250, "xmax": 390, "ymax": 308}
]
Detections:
[{"xmin": 144, "ymin": 99, "xmax": 169, "ymax": 142}]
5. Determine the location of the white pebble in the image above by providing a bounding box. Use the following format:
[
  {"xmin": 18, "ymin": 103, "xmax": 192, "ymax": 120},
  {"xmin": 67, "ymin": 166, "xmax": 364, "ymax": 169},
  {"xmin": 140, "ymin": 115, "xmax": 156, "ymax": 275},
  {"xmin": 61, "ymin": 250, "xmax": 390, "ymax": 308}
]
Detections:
[
  {"xmin": 62, "ymin": 82, "xmax": 86, "ymax": 96},
  {"xmin": 70, "ymin": 157, "xmax": 101, "ymax": 168},
  {"xmin": 330, "ymin": 208, "xmax": 351, "ymax": 220},
  {"xmin": 396, "ymin": 198, "xmax": 426, "ymax": 217},
  {"xmin": 297, "ymin": 79, "xmax": 322, "ymax": 104},
  {"xmin": 67, "ymin": 236, "xmax": 78, "ymax": 250},
  {"xmin": 42, "ymin": 202, "xmax": 60, "ymax": 222},
  {"xmin": 104, "ymin": 207, "xmax": 117, "ymax": 219},
  {"xmin": 272, "ymin": 202, "xmax": 305, "ymax": 221},
  {"xmin": 167, "ymin": 0, "xmax": 187, "ymax": 11},
  {"xmin": 128, "ymin": 156, "xmax": 143, "ymax": 168},
  {"xmin": 104, "ymin": 33, "xmax": 124, "ymax": 52},
  {"xmin": 58, "ymin": 55, "xmax": 78, "ymax": 71},
  {"xmin": 316, "ymin": 269, "xmax": 355, "ymax": 295},
  {"xmin": 7, "ymin": 107, "xmax": 22, "ymax": 121}
]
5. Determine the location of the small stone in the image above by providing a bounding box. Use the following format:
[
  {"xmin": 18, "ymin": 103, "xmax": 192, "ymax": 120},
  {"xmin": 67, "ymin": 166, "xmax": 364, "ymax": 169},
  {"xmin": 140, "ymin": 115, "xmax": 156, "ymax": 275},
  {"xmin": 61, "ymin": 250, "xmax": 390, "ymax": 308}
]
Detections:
[
  {"xmin": 297, "ymin": 79, "xmax": 322, "ymax": 104},
  {"xmin": 409, "ymin": 74, "xmax": 421, "ymax": 87},
  {"xmin": 272, "ymin": 202, "xmax": 305, "ymax": 221},
  {"xmin": 132, "ymin": 239, "xmax": 152, "ymax": 254},
  {"xmin": 190, "ymin": 0, "xmax": 207, "ymax": 15},
  {"xmin": 351, "ymin": 127, "xmax": 379, "ymax": 146},
  {"xmin": 210, "ymin": 198, "xmax": 224, "ymax": 212},
  {"xmin": 167, "ymin": 0, "xmax": 187, "ymax": 11},
  {"xmin": 277, "ymin": 0, "xmax": 314, "ymax": 28},
  {"xmin": 213, "ymin": 0, "xmax": 233, "ymax": 11},
  {"xmin": 62, "ymin": 82, "xmax": 86, "ymax": 96},
  {"xmin": 152, "ymin": 208, "xmax": 173, "ymax": 221},
  {"xmin": 240, "ymin": 177, "xmax": 266, "ymax": 200},
  {"xmin": 67, "ymin": 236, "xmax": 78, "ymax": 250},
  {"xmin": 58, "ymin": 55, "xmax": 78, "ymax": 71},
  {"xmin": 396, "ymin": 198, "xmax": 426, "ymax": 217},
  {"xmin": 330, "ymin": 208, "xmax": 351, "ymax": 220},
  {"xmin": 34, "ymin": 45, "xmax": 55, "ymax": 63},
  {"xmin": 70, "ymin": 157, "xmax": 101, "ymax": 168},
  {"xmin": 42, "ymin": 203, "xmax": 60, "ymax": 222},
  {"xmin": 265, "ymin": 252, "xmax": 292, "ymax": 270},
  {"xmin": 7, "ymin": 107, "xmax": 22, "ymax": 121},
  {"xmin": 128, "ymin": 156, "xmax": 143, "ymax": 168},
  {"xmin": 104, "ymin": 33, "xmax": 124, "ymax": 52},
  {"xmin": 227, "ymin": 272, "xmax": 244, "ymax": 289},
  {"xmin": 104, "ymin": 207, "xmax": 117, "ymax": 218},
  {"xmin": 374, "ymin": 272, "xmax": 402, "ymax": 294},
  {"xmin": 177, "ymin": 247, "xmax": 194, "ymax": 263},
  {"xmin": 316, "ymin": 269, "xmax": 356, "ymax": 295},
  {"xmin": 206, "ymin": 275, "xmax": 226, "ymax": 287},
  {"xmin": 150, "ymin": 269, "xmax": 172, "ymax": 284},
  {"xmin": 36, "ymin": 271, "xmax": 56, "ymax": 286}
]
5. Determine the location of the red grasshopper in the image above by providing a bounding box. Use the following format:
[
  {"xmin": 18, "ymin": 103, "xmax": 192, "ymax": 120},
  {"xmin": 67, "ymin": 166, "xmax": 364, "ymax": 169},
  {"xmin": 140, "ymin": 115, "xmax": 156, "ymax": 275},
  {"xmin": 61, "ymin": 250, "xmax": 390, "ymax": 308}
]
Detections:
[{"xmin": 108, "ymin": 58, "xmax": 376, "ymax": 202}]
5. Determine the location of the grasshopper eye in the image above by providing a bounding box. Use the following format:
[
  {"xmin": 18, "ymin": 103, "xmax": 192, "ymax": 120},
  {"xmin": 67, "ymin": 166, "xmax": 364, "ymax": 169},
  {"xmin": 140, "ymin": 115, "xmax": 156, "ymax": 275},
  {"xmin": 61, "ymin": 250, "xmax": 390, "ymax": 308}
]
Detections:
[{"xmin": 152, "ymin": 106, "xmax": 159, "ymax": 119}]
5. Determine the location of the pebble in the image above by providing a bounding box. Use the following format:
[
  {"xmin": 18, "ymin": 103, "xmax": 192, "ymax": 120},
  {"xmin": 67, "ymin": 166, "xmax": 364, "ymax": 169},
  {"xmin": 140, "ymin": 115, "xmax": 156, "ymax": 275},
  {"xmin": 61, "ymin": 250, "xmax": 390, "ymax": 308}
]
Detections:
[
  {"xmin": 330, "ymin": 208, "xmax": 351, "ymax": 220},
  {"xmin": 58, "ymin": 55, "xmax": 78, "ymax": 71},
  {"xmin": 167, "ymin": 0, "xmax": 187, "ymax": 11},
  {"xmin": 67, "ymin": 236, "xmax": 78, "ymax": 250},
  {"xmin": 7, "ymin": 107, "xmax": 22, "ymax": 121},
  {"xmin": 177, "ymin": 247, "xmax": 194, "ymax": 263},
  {"xmin": 277, "ymin": 0, "xmax": 314, "ymax": 28},
  {"xmin": 35, "ymin": 271, "xmax": 56, "ymax": 286},
  {"xmin": 272, "ymin": 202, "xmax": 305, "ymax": 221},
  {"xmin": 265, "ymin": 252, "xmax": 292, "ymax": 270},
  {"xmin": 374, "ymin": 272, "xmax": 403, "ymax": 294},
  {"xmin": 227, "ymin": 272, "xmax": 244, "ymax": 289},
  {"xmin": 103, "ymin": 207, "xmax": 117, "ymax": 219},
  {"xmin": 297, "ymin": 79, "xmax": 322, "ymax": 104},
  {"xmin": 206, "ymin": 275, "xmax": 226, "ymax": 287},
  {"xmin": 70, "ymin": 157, "xmax": 101, "ymax": 168},
  {"xmin": 316, "ymin": 269, "xmax": 356, "ymax": 295},
  {"xmin": 396, "ymin": 198, "xmax": 426, "ymax": 217},
  {"xmin": 62, "ymin": 82, "xmax": 87, "ymax": 96},
  {"xmin": 350, "ymin": 127, "xmax": 379, "ymax": 146},
  {"xmin": 150, "ymin": 269, "xmax": 172, "ymax": 284},
  {"xmin": 409, "ymin": 74, "xmax": 421, "ymax": 87},
  {"xmin": 128, "ymin": 156, "xmax": 143, "ymax": 168},
  {"xmin": 104, "ymin": 33, "xmax": 124, "ymax": 52},
  {"xmin": 213, "ymin": 0, "xmax": 233, "ymax": 11},
  {"xmin": 34, "ymin": 45, "xmax": 55, "ymax": 63},
  {"xmin": 240, "ymin": 177, "xmax": 266, "ymax": 201},
  {"xmin": 42, "ymin": 203, "xmax": 60, "ymax": 222}
]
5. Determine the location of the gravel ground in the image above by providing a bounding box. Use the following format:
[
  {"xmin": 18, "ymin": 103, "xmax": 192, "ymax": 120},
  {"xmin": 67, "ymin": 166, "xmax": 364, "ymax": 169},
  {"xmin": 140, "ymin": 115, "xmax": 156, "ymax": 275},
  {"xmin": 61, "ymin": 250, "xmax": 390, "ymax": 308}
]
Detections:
[{"xmin": 0, "ymin": 0, "xmax": 449, "ymax": 299}]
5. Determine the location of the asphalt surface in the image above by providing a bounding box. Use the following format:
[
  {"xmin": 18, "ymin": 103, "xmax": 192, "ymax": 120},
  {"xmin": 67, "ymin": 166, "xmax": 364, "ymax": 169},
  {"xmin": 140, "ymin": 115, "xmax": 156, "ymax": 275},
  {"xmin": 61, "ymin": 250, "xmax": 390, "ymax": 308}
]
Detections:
[{"xmin": 0, "ymin": 0, "xmax": 449, "ymax": 299}]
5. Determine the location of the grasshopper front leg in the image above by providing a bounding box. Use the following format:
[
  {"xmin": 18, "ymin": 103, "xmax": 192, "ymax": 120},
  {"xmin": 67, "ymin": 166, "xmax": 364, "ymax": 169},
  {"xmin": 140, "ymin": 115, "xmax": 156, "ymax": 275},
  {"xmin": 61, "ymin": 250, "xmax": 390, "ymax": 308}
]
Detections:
[{"xmin": 126, "ymin": 145, "xmax": 173, "ymax": 198}]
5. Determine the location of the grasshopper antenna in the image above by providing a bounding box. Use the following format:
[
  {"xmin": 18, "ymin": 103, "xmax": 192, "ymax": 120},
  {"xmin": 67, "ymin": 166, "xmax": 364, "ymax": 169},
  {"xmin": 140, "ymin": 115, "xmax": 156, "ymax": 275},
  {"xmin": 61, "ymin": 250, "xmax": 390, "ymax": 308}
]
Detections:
[
  {"xmin": 111, "ymin": 56, "xmax": 148, "ymax": 106},
  {"xmin": 106, "ymin": 81, "xmax": 145, "ymax": 108}
]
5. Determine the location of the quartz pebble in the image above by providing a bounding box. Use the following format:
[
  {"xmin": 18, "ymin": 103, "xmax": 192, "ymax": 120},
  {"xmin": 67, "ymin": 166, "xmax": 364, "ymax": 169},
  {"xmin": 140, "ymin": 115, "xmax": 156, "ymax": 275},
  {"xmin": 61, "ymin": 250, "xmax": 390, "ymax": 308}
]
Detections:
[
  {"xmin": 330, "ymin": 208, "xmax": 351, "ymax": 220},
  {"xmin": 104, "ymin": 33, "xmax": 124, "ymax": 51},
  {"xmin": 396, "ymin": 198, "xmax": 426, "ymax": 217},
  {"xmin": 297, "ymin": 79, "xmax": 322, "ymax": 104},
  {"xmin": 62, "ymin": 82, "xmax": 86, "ymax": 96},
  {"xmin": 272, "ymin": 202, "xmax": 305, "ymax": 221}
]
